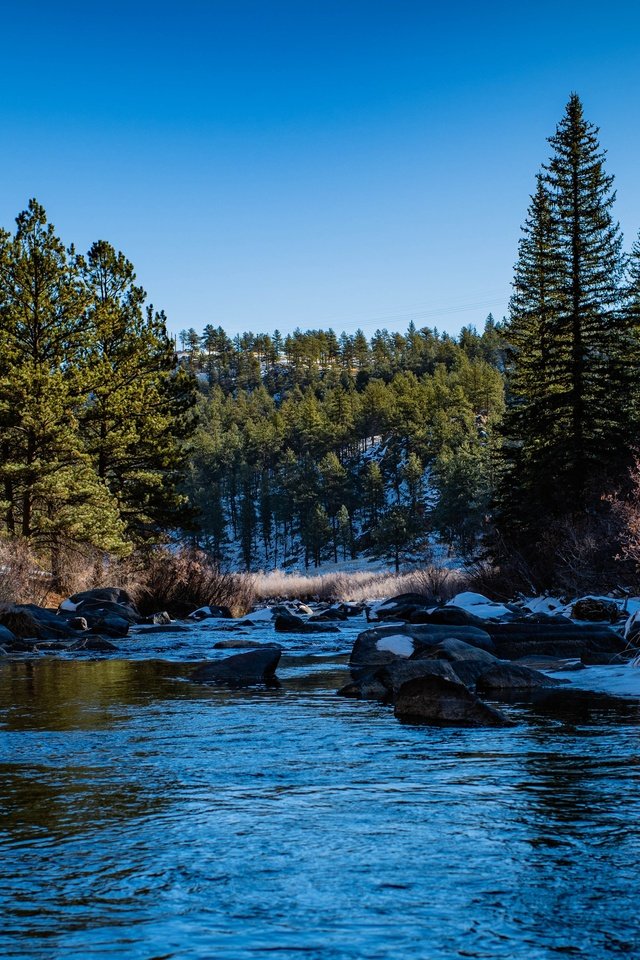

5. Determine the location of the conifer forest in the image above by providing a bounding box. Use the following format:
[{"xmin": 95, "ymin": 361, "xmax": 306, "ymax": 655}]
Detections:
[{"xmin": 2, "ymin": 94, "xmax": 640, "ymax": 591}]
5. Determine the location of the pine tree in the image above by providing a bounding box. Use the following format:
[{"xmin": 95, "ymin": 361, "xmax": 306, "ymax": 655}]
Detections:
[
  {"xmin": 500, "ymin": 94, "xmax": 636, "ymax": 538},
  {"xmin": 0, "ymin": 201, "xmax": 128, "ymax": 578},
  {"xmin": 499, "ymin": 176, "xmax": 563, "ymax": 525},
  {"xmin": 80, "ymin": 240, "xmax": 197, "ymax": 543}
]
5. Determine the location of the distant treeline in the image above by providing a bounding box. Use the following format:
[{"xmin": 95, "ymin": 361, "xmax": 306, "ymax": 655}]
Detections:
[{"xmin": 180, "ymin": 319, "xmax": 506, "ymax": 570}]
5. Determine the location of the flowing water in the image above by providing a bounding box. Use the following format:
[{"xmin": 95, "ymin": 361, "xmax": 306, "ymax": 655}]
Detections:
[{"xmin": 1, "ymin": 616, "xmax": 640, "ymax": 959}]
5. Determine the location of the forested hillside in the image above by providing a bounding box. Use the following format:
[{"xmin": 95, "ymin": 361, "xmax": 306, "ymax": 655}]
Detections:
[{"xmin": 179, "ymin": 320, "xmax": 506, "ymax": 570}]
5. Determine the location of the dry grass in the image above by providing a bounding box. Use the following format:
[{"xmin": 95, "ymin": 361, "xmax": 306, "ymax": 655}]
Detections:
[
  {"xmin": 252, "ymin": 565, "xmax": 469, "ymax": 604},
  {"xmin": 130, "ymin": 549, "xmax": 256, "ymax": 618},
  {"xmin": 0, "ymin": 539, "xmax": 52, "ymax": 606}
]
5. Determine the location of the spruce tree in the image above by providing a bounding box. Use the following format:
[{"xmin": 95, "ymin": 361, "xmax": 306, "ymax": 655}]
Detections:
[{"xmin": 500, "ymin": 94, "xmax": 635, "ymax": 539}]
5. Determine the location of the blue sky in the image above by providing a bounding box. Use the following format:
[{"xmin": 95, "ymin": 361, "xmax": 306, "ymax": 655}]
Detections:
[{"xmin": 2, "ymin": 1, "xmax": 640, "ymax": 339}]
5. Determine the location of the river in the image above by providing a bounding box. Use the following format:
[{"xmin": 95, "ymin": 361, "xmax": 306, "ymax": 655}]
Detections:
[{"xmin": 1, "ymin": 615, "xmax": 639, "ymax": 959}]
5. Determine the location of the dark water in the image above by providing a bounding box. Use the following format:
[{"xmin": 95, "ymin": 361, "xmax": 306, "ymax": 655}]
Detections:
[{"xmin": 1, "ymin": 617, "xmax": 640, "ymax": 959}]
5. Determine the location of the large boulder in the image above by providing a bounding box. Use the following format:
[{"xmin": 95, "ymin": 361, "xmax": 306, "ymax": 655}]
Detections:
[
  {"xmin": 65, "ymin": 599, "xmax": 142, "ymax": 625},
  {"xmin": 60, "ymin": 587, "xmax": 138, "ymax": 613},
  {"xmin": 190, "ymin": 648, "xmax": 281, "ymax": 687},
  {"xmin": 0, "ymin": 606, "xmax": 51, "ymax": 639},
  {"xmin": 415, "ymin": 639, "xmax": 512, "ymax": 688},
  {"xmin": 484, "ymin": 621, "xmax": 626, "ymax": 660},
  {"xmin": 476, "ymin": 662, "xmax": 562, "ymax": 694},
  {"xmin": 375, "ymin": 659, "xmax": 462, "ymax": 700},
  {"xmin": 367, "ymin": 593, "xmax": 438, "ymax": 623},
  {"xmin": 12, "ymin": 604, "xmax": 80, "ymax": 638},
  {"xmin": 417, "ymin": 636, "xmax": 498, "ymax": 665},
  {"xmin": 350, "ymin": 623, "xmax": 494, "ymax": 669},
  {"xmin": 88, "ymin": 615, "xmax": 130, "ymax": 638},
  {"xmin": 394, "ymin": 675, "xmax": 514, "ymax": 727}
]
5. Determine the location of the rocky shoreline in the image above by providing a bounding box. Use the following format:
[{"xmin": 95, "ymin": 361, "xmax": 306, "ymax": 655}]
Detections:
[{"xmin": 1, "ymin": 587, "xmax": 638, "ymax": 727}]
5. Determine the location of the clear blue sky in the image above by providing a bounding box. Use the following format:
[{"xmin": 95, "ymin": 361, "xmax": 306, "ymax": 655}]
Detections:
[{"xmin": 2, "ymin": 1, "xmax": 640, "ymax": 339}]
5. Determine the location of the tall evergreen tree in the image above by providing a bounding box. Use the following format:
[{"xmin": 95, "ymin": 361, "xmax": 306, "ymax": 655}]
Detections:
[
  {"xmin": 80, "ymin": 240, "xmax": 197, "ymax": 542},
  {"xmin": 500, "ymin": 94, "xmax": 635, "ymax": 538},
  {"xmin": 0, "ymin": 201, "xmax": 127, "ymax": 578}
]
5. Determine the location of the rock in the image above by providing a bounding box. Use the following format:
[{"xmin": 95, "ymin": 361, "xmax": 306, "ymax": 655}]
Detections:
[
  {"xmin": 246, "ymin": 608, "xmax": 276, "ymax": 623},
  {"xmin": 445, "ymin": 659, "xmax": 498, "ymax": 689},
  {"xmin": 421, "ymin": 605, "xmax": 487, "ymax": 628},
  {"xmin": 71, "ymin": 599, "xmax": 141, "ymax": 624},
  {"xmin": 60, "ymin": 587, "xmax": 137, "ymax": 613},
  {"xmin": 350, "ymin": 623, "xmax": 494, "ymax": 668},
  {"xmin": 476, "ymin": 663, "xmax": 562, "ymax": 694},
  {"xmin": 188, "ymin": 605, "xmax": 233, "ymax": 620},
  {"xmin": 145, "ymin": 611, "xmax": 172, "ymax": 625},
  {"xmin": 88, "ymin": 615, "xmax": 129, "ymax": 638},
  {"xmin": 308, "ymin": 607, "xmax": 348, "ymax": 622},
  {"xmin": 367, "ymin": 593, "xmax": 438, "ymax": 622},
  {"xmin": 486, "ymin": 622, "xmax": 626, "ymax": 660},
  {"xmin": 68, "ymin": 616, "xmax": 89, "ymax": 631},
  {"xmin": 273, "ymin": 609, "xmax": 306, "ymax": 629},
  {"xmin": 190, "ymin": 648, "xmax": 281, "ymax": 686},
  {"xmin": 0, "ymin": 623, "xmax": 17, "ymax": 645},
  {"xmin": 337, "ymin": 675, "xmax": 390, "ymax": 701},
  {"xmin": 394, "ymin": 675, "xmax": 515, "ymax": 727},
  {"xmin": 375, "ymin": 659, "xmax": 462, "ymax": 700},
  {"xmin": 0, "ymin": 607, "xmax": 46, "ymax": 639},
  {"xmin": 213, "ymin": 639, "xmax": 282, "ymax": 650},
  {"xmin": 515, "ymin": 655, "xmax": 585, "ymax": 672},
  {"xmin": 418, "ymin": 637, "xmax": 498, "ymax": 664},
  {"xmin": 274, "ymin": 613, "xmax": 340, "ymax": 634},
  {"xmin": 571, "ymin": 598, "xmax": 620, "ymax": 622},
  {"xmin": 336, "ymin": 602, "xmax": 364, "ymax": 617},
  {"xmin": 20, "ymin": 605, "xmax": 78, "ymax": 637}
]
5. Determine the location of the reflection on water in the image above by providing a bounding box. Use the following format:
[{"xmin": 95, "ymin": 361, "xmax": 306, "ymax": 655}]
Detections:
[{"xmin": 1, "ymin": 647, "xmax": 640, "ymax": 960}]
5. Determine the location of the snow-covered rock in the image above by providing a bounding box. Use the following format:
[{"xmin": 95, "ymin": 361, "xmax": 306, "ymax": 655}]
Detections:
[
  {"xmin": 375, "ymin": 635, "xmax": 415, "ymax": 657},
  {"xmin": 446, "ymin": 592, "xmax": 512, "ymax": 620}
]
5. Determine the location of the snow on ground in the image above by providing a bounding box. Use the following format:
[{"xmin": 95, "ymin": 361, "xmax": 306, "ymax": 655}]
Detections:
[
  {"xmin": 520, "ymin": 595, "xmax": 567, "ymax": 617},
  {"xmin": 446, "ymin": 591, "xmax": 513, "ymax": 619},
  {"xmin": 549, "ymin": 663, "xmax": 640, "ymax": 698}
]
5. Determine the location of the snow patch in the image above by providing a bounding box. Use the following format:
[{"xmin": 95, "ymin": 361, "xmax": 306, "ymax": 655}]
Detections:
[
  {"xmin": 446, "ymin": 592, "xmax": 512, "ymax": 619},
  {"xmin": 248, "ymin": 607, "xmax": 276, "ymax": 622},
  {"xmin": 376, "ymin": 634, "xmax": 414, "ymax": 657},
  {"xmin": 521, "ymin": 595, "xmax": 565, "ymax": 617},
  {"xmin": 59, "ymin": 599, "xmax": 78, "ymax": 612}
]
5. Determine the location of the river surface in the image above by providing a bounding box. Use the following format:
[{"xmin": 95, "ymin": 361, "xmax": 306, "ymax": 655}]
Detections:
[{"xmin": 1, "ymin": 615, "xmax": 640, "ymax": 959}]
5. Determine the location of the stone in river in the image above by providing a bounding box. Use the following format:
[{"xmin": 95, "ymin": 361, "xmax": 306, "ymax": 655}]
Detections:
[
  {"xmin": 190, "ymin": 648, "xmax": 281, "ymax": 687},
  {"xmin": 394, "ymin": 674, "xmax": 514, "ymax": 727}
]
